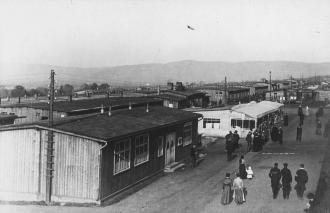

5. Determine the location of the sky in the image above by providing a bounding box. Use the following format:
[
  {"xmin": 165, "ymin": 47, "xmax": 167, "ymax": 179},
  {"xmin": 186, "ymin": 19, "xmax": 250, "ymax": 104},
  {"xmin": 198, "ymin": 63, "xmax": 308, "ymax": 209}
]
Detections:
[{"xmin": 0, "ymin": 0, "xmax": 329, "ymax": 67}]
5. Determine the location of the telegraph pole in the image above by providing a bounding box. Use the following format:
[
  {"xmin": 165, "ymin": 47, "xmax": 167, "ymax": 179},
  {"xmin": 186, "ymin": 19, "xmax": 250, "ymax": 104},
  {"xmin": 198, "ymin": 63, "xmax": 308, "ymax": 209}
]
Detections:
[
  {"xmin": 269, "ymin": 71, "xmax": 272, "ymax": 100},
  {"xmin": 224, "ymin": 76, "xmax": 227, "ymax": 105},
  {"xmin": 46, "ymin": 70, "xmax": 55, "ymax": 203}
]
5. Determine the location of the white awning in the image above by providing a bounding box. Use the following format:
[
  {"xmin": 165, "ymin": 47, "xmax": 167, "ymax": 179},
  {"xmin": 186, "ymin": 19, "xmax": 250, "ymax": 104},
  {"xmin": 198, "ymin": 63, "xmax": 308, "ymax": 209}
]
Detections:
[{"xmin": 232, "ymin": 101, "xmax": 283, "ymax": 118}]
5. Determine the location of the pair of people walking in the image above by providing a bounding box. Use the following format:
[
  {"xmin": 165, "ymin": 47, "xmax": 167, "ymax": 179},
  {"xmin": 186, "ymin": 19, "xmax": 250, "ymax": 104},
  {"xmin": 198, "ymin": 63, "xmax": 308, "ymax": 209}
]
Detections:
[
  {"xmin": 269, "ymin": 163, "xmax": 308, "ymax": 199},
  {"xmin": 221, "ymin": 173, "xmax": 246, "ymax": 205}
]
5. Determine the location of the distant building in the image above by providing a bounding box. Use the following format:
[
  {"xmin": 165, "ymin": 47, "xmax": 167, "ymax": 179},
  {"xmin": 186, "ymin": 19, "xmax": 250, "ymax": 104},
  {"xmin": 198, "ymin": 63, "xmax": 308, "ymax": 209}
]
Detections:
[
  {"xmin": 0, "ymin": 106, "xmax": 202, "ymax": 204},
  {"xmin": 158, "ymin": 82, "xmax": 208, "ymax": 109},
  {"xmin": 0, "ymin": 97, "xmax": 162, "ymax": 124}
]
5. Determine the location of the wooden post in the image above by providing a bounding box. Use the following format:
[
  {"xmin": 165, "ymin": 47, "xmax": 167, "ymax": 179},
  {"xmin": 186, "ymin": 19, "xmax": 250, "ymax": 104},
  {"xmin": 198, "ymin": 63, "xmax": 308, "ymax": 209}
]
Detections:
[{"xmin": 46, "ymin": 70, "xmax": 55, "ymax": 203}]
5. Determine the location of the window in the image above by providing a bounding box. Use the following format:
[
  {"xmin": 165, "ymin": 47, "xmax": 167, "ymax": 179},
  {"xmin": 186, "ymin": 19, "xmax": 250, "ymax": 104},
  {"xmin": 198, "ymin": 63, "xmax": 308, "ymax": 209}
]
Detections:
[
  {"xmin": 157, "ymin": 136, "xmax": 164, "ymax": 157},
  {"xmin": 243, "ymin": 120, "xmax": 249, "ymax": 129},
  {"xmin": 231, "ymin": 119, "xmax": 242, "ymax": 128},
  {"xmin": 203, "ymin": 118, "xmax": 220, "ymax": 129},
  {"xmin": 250, "ymin": 120, "xmax": 256, "ymax": 129},
  {"xmin": 114, "ymin": 139, "xmax": 131, "ymax": 175},
  {"xmin": 134, "ymin": 134, "xmax": 149, "ymax": 165},
  {"xmin": 177, "ymin": 137, "xmax": 183, "ymax": 146},
  {"xmin": 183, "ymin": 122, "xmax": 192, "ymax": 146}
]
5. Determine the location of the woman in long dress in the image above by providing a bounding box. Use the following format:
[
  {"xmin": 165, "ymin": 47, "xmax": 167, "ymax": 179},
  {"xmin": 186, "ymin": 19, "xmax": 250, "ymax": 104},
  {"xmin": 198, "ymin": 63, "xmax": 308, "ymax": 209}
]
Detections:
[
  {"xmin": 239, "ymin": 155, "xmax": 247, "ymax": 179},
  {"xmin": 221, "ymin": 173, "xmax": 232, "ymax": 205},
  {"xmin": 233, "ymin": 173, "xmax": 245, "ymax": 205}
]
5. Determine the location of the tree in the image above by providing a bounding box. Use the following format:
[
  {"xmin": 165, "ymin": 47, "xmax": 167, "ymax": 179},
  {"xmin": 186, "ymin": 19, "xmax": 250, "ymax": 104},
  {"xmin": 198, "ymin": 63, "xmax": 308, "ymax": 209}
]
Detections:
[
  {"xmin": 11, "ymin": 85, "xmax": 26, "ymax": 97},
  {"xmin": 59, "ymin": 84, "xmax": 74, "ymax": 96},
  {"xmin": 90, "ymin": 83, "xmax": 98, "ymax": 91},
  {"xmin": 0, "ymin": 88, "xmax": 9, "ymax": 98},
  {"xmin": 99, "ymin": 83, "xmax": 110, "ymax": 91},
  {"xmin": 80, "ymin": 83, "xmax": 90, "ymax": 91},
  {"xmin": 36, "ymin": 87, "xmax": 48, "ymax": 96}
]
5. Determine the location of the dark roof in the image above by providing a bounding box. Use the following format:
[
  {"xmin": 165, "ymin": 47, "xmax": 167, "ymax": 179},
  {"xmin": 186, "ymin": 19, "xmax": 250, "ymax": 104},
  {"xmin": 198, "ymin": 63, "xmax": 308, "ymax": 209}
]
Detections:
[
  {"xmin": 36, "ymin": 106, "xmax": 201, "ymax": 141},
  {"xmin": 0, "ymin": 97, "xmax": 162, "ymax": 113},
  {"xmin": 197, "ymin": 86, "xmax": 250, "ymax": 92},
  {"xmin": 0, "ymin": 114, "xmax": 19, "ymax": 125},
  {"xmin": 163, "ymin": 89, "xmax": 205, "ymax": 97},
  {"xmin": 157, "ymin": 94, "xmax": 186, "ymax": 101}
]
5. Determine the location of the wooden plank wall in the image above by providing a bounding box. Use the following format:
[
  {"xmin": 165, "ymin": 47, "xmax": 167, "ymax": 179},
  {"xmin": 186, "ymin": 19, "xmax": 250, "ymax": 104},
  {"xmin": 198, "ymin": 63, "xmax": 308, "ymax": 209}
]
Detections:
[
  {"xmin": 49, "ymin": 131, "xmax": 101, "ymax": 202},
  {"xmin": 0, "ymin": 129, "xmax": 42, "ymax": 201}
]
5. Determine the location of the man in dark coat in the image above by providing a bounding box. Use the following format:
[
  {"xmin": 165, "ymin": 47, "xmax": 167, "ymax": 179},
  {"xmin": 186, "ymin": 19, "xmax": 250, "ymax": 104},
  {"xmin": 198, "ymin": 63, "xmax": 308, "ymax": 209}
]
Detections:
[
  {"xmin": 190, "ymin": 145, "xmax": 197, "ymax": 168},
  {"xmin": 281, "ymin": 163, "xmax": 292, "ymax": 199},
  {"xmin": 300, "ymin": 113, "xmax": 304, "ymax": 125},
  {"xmin": 233, "ymin": 130, "xmax": 240, "ymax": 149},
  {"xmin": 295, "ymin": 164, "xmax": 308, "ymax": 199},
  {"xmin": 271, "ymin": 126, "xmax": 279, "ymax": 142},
  {"xmin": 246, "ymin": 131, "xmax": 252, "ymax": 152},
  {"xmin": 278, "ymin": 127, "xmax": 283, "ymax": 145},
  {"xmin": 225, "ymin": 131, "xmax": 233, "ymax": 161},
  {"xmin": 296, "ymin": 124, "xmax": 302, "ymax": 142},
  {"xmin": 269, "ymin": 163, "xmax": 282, "ymax": 199},
  {"xmin": 298, "ymin": 105, "xmax": 303, "ymax": 117},
  {"xmin": 284, "ymin": 113, "xmax": 289, "ymax": 126}
]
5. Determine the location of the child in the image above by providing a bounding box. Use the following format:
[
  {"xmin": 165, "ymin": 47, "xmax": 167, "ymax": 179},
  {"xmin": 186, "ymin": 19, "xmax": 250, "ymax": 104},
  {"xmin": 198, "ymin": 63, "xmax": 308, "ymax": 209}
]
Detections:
[{"xmin": 246, "ymin": 166, "xmax": 254, "ymax": 179}]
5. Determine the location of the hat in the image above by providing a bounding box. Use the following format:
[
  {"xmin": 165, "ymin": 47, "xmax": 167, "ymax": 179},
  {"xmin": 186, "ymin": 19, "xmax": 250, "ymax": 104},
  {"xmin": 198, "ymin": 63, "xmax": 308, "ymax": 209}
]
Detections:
[
  {"xmin": 234, "ymin": 130, "xmax": 238, "ymax": 133},
  {"xmin": 300, "ymin": 164, "xmax": 304, "ymax": 168},
  {"xmin": 283, "ymin": 163, "xmax": 288, "ymax": 166},
  {"xmin": 274, "ymin": 163, "xmax": 278, "ymax": 167},
  {"xmin": 225, "ymin": 173, "xmax": 230, "ymax": 178}
]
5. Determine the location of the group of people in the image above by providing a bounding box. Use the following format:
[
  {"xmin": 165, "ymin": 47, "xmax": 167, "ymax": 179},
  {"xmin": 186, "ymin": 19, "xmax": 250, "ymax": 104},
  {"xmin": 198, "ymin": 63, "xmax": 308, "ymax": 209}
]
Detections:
[
  {"xmin": 269, "ymin": 163, "xmax": 308, "ymax": 200},
  {"xmin": 221, "ymin": 155, "xmax": 253, "ymax": 205}
]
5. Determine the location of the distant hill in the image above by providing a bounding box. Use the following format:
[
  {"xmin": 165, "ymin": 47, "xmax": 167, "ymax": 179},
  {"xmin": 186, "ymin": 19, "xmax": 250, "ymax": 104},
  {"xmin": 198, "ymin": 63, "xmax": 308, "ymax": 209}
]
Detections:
[{"xmin": 1, "ymin": 61, "xmax": 330, "ymax": 88}]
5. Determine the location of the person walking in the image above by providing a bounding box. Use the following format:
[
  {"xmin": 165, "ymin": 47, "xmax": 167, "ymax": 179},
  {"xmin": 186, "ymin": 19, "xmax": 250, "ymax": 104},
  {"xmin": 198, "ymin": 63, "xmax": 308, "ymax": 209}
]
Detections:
[
  {"xmin": 190, "ymin": 145, "xmax": 197, "ymax": 168},
  {"xmin": 269, "ymin": 163, "xmax": 282, "ymax": 199},
  {"xmin": 239, "ymin": 155, "xmax": 247, "ymax": 179},
  {"xmin": 295, "ymin": 164, "xmax": 308, "ymax": 199},
  {"xmin": 316, "ymin": 120, "xmax": 322, "ymax": 135},
  {"xmin": 233, "ymin": 130, "xmax": 240, "ymax": 149},
  {"xmin": 296, "ymin": 124, "xmax": 302, "ymax": 142},
  {"xmin": 278, "ymin": 127, "xmax": 283, "ymax": 145},
  {"xmin": 225, "ymin": 131, "xmax": 234, "ymax": 161},
  {"xmin": 246, "ymin": 131, "xmax": 252, "ymax": 152},
  {"xmin": 221, "ymin": 173, "xmax": 232, "ymax": 205},
  {"xmin": 233, "ymin": 173, "xmax": 245, "ymax": 205},
  {"xmin": 284, "ymin": 112, "xmax": 289, "ymax": 126},
  {"xmin": 281, "ymin": 163, "xmax": 292, "ymax": 199},
  {"xmin": 300, "ymin": 113, "xmax": 305, "ymax": 126}
]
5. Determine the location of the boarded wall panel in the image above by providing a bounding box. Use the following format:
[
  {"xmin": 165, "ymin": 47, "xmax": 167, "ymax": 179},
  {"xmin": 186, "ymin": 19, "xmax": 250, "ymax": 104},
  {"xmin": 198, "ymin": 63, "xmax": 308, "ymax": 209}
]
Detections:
[
  {"xmin": 0, "ymin": 129, "xmax": 41, "ymax": 201},
  {"xmin": 51, "ymin": 132, "xmax": 100, "ymax": 202}
]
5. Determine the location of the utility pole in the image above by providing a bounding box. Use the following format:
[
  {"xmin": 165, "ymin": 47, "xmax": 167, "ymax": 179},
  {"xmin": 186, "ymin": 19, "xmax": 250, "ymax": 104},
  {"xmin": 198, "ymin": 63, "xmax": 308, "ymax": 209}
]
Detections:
[
  {"xmin": 46, "ymin": 70, "xmax": 55, "ymax": 203},
  {"xmin": 224, "ymin": 76, "xmax": 227, "ymax": 105},
  {"xmin": 269, "ymin": 71, "xmax": 272, "ymax": 101},
  {"xmin": 290, "ymin": 75, "xmax": 293, "ymax": 90}
]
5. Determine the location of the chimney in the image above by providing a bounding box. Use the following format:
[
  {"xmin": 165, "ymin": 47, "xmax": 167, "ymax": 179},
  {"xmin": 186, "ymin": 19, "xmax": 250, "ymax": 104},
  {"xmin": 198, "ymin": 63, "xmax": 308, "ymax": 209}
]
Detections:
[
  {"xmin": 101, "ymin": 104, "xmax": 104, "ymax": 114},
  {"xmin": 129, "ymin": 101, "xmax": 132, "ymax": 110},
  {"xmin": 18, "ymin": 96, "xmax": 21, "ymax": 104},
  {"xmin": 108, "ymin": 105, "xmax": 112, "ymax": 116},
  {"xmin": 146, "ymin": 103, "xmax": 149, "ymax": 112}
]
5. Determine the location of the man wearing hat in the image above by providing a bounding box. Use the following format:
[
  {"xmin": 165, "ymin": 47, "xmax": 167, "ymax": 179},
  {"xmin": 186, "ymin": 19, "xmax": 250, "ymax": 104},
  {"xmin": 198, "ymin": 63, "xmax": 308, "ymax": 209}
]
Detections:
[
  {"xmin": 233, "ymin": 130, "xmax": 240, "ymax": 150},
  {"xmin": 281, "ymin": 163, "xmax": 292, "ymax": 199},
  {"xmin": 269, "ymin": 163, "xmax": 282, "ymax": 199},
  {"xmin": 225, "ymin": 131, "xmax": 234, "ymax": 161},
  {"xmin": 295, "ymin": 164, "xmax": 308, "ymax": 199},
  {"xmin": 245, "ymin": 131, "xmax": 253, "ymax": 152}
]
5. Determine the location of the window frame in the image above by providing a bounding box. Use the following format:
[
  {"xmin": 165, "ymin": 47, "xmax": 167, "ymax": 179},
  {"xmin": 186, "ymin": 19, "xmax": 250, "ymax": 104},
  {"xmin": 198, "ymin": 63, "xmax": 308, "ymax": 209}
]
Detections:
[
  {"xmin": 183, "ymin": 122, "xmax": 193, "ymax": 146},
  {"xmin": 177, "ymin": 137, "xmax": 183, "ymax": 146},
  {"xmin": 134, "ymin": 134, "xmax": 149, "ymax": 166},
  {"xmin": 113, "ymin": 138, "xmax": 131, "ymax": 175},
  {"xmin": 157, "ymin": 136, "xmax": 164, "ymax": 157}
]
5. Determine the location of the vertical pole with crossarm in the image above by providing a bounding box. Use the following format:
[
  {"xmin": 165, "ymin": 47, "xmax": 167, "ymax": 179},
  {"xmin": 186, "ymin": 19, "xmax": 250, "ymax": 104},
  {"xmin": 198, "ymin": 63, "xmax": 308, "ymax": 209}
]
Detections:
[{"xmin": 46, "ymin": 69, "xmax": 55, "ymax": 203}]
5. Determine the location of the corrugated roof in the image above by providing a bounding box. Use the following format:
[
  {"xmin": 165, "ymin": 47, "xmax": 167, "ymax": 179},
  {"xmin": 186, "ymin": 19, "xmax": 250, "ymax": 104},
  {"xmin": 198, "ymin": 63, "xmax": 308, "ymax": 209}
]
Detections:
[{"xmin": 36, "ymin": 106, "xmax": 202, "ymax": 141}]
